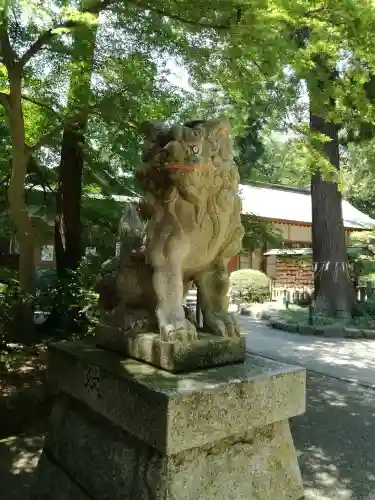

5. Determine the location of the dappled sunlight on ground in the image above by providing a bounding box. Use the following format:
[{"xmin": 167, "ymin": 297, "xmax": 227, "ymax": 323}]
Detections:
[
  {"xmin": 239, "ymin": 315, "xmax": 375, "ymax": 498},
  {"xmin": 0, "ymin": 424, "xmax": 45, "ymax": 499},
  {"xmin": 239, "ymin": 315, "xmax": 375, "ymax": 387},
  {"xmin": 302, "ymin": 445, "xmax": 352, "ymax": 500},
  {"xmin": 292, "ymin": 373, "xmax": 375, "ymax": 500}
]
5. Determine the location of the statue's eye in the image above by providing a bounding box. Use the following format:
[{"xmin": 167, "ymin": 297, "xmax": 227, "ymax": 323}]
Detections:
[
  {"xmin": 159, "ymin": 149, "xmax": 168, "ymax": 162},
  {"xmin": 191, "ymin": 145, "xmax": 199, "ymax": 154}
]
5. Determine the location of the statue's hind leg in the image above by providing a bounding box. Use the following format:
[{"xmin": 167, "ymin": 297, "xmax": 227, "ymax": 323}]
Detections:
[{"xmin": 196, "ymin": 259, "xmax": 240, "ymax": 338}]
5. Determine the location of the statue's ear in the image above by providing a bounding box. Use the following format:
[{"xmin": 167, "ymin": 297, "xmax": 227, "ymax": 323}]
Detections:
[
  {"xmin": 140, "ymin": 120, "xmax": 166, "ymax": 141},
  {"xmin": 170, "ymin": 124, "xmax": 184, "ymax": 141},
  {"xmin": 182, "ymin": 124, "xmax": 204, "ymax": 141},
  {"xmin": 204, "ymin": 117, "xmax": 231, "ymax": 136}
]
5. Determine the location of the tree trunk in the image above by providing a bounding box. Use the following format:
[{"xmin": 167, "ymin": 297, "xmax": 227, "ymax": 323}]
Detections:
[
  {"xmin": 55, "ymin": 124, "xmax": 85, "ymax": 275},
  {"xmin": 55, "ymin": 9, "xmax": 98, "ymax": 278},
  {"xmin": 260, "ymin": 240, "xmax": 267, "ymax": 274},
  {"xmin": 310, "ymin": 113, "xmax": 354, "ymax": 317},
  {"xmin": 8, "ymin": 156, "xmax": 36, "ymax": 295},
  {"xmin": 0, "ymin": 12, "xmax": 36, "ymax": 338},
  {"xmin": 6, "ymin": 74, "xmax": 36, "ymax": 295},
  {"xmin": 5, "ymin": 70, "xmax": 36, "ymax": 338}
]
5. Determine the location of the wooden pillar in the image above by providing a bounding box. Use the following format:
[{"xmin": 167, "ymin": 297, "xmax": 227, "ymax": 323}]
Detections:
[
  {"xmin": 260, "ymin": 241, "xmax": 267, "ymax": 274},
  {"xmin": 227, "ymin": 255, "xmax": 239, "ymax": 273},
  {"xmin": 196, "ymin": 287, "xmax": 202, "ymax": 328}
]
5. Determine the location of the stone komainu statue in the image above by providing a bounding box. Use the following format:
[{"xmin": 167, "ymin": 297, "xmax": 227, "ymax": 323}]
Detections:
[{"xmin": 96, "ymin": 118, "xmax": 244, "ymax": 342}]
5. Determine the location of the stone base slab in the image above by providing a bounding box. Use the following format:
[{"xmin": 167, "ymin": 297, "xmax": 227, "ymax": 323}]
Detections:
[
  {"xmin": 32, "ymin": 341, "xmax": 306, "ymax": 499},
  {"xmin": 33, "ymin": 395, "xmax": 304, "ymax": 500},
  {"xmin": 31, "ymin": 452, "xmax": 90, "ymax": 500},
  {"xmin": 96, "ymin": 323, "xmax": 246, "ymax": 373}
]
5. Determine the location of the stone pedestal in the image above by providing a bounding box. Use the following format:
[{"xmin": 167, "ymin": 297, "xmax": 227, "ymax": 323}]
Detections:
[{"xmin": 32, "ymin": 340, "xmax": 305, "ymax": 500}]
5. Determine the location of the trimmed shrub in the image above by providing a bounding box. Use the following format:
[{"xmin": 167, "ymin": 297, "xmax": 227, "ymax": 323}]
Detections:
[
  {"xmin": 230, "ymin": 269, "xmax": 270, "ymax": 303},
  {"xmin": 352, "ymin": 295, "xmax": 375, "ymax": 319},
  {"xmin": 294, "ymin": 294, "xmax": 312, "ymax": 307}
]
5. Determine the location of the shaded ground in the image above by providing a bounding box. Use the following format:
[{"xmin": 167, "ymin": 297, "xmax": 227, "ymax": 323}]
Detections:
[
  {"xmin": 241, "ymin": 316, "xmax": 375, "ymax": 500},
  {"xmin": 0, "ymin": 344, "xmax": 49, "ymax": 498},
  {"xmin": 0, "ymin": 422, "xmax": 45, "ymax": 500},
  {"xmin": 0, "ymin": 344, "xmax": 49, "ymax": 438},
  {"xmin": 292, "ymin": 373, "xmax": 375, "ymax": 500}
]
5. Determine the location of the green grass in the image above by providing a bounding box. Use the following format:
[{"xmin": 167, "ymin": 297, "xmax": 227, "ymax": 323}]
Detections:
[
  {"xmin": 277, "ymin": 306, "xmax": 309, "ymax": 324},
  {"xmin": 277, "ymin": 306, "xmax": 375, "ymax": 330}
]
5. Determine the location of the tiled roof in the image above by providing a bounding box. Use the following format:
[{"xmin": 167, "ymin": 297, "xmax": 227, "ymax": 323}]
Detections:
[
  {"xmin": 263, "ymin": 246, "xmax": 370, "ymax": 257},
  {"xmin": 239, "ymin": 182, "xmax": 375, "ymax": 230},
  {"xmin": 26, "ymin": 182, "xmax": 375, "ymax": 230}
]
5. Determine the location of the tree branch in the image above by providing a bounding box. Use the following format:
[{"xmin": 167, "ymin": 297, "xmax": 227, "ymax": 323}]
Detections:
[
  {"xmin": 26, "ymin": 103, "xmax": 99, "ymax": 153},
  {"xmin": 251, "ymin": 59, "xmax": 266, "ymax": 76},
  {"xmin": 18, "ymin": 0, "xmax": 115, "ymax": 68},
  {"xmin": 18, "ymin": 20, "xmax": 76, "ymax": 68},
  {"xmin": 130, "ymin": 0, "xmax": 235, "ymax": 30},
  {"xmin": 305, "ymin": 7, "xmax": 327, "ymax": 18},
  {"xmin": 28, "ymin": 157, "xmax": 55, "ymax": 193},
  {"xmin": 21, "ymin": 94, "xmax": 62, "ymax": 118},
  {"xmin": 26, "ymin": 124, "xmax": 63, "ymax": 154},
  {"xmin": 0, "ymin": 29, "xmax": 16, "ymax": 70}
]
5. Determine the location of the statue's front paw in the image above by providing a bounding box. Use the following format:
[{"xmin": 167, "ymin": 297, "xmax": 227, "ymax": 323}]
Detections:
[
  {"xmin": 159, "ymin": 318, "xmax": 197, "ymax": 343},
  {"xmin": 204, "ymin": 312, "xmax": 240, "ymax": 338}
]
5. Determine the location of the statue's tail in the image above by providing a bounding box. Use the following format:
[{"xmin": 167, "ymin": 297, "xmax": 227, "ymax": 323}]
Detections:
[
  {"xmin": 118, "ymin": 202, "xmax": 144, "ymax": 240},
  {"xmin": 117, "ymin": 202, "xmax": 145, "ymax": 257}
]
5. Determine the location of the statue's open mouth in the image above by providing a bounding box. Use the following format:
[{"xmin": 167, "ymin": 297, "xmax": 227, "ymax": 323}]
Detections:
[{"xmin": 166, "ymin": 163, "xmax": 210, "ymax": 172}]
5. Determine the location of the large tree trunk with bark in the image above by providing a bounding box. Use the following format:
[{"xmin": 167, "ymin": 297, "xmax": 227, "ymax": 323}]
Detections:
[
  {"xmin": 0, "ymin": 15, "xmax": 37, "ymax": 339},
  {"xmin": 8, "ymin": 148, "xmax": 36, "ymax": 295},
  {"xmin": 7, "ymin": 147, "xmax": 36, "ymax": 339},
  {"xmin": 55, "ymin": 11, "xmax": 98, "ymax": 278},
  {"xmin": 6, "ymin": 74, "xmax": 36, "ymax": 294},
  {"xmin": 55, "ymin": 123, "xmax": 85, "ymax": 275},
  {"xmin": 310, "ymin": 113, "xmax": 354, "ymax": 317},
  {"xmin": 4, "ymin": 68, "xmax": 36, "ymax": 337}
]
